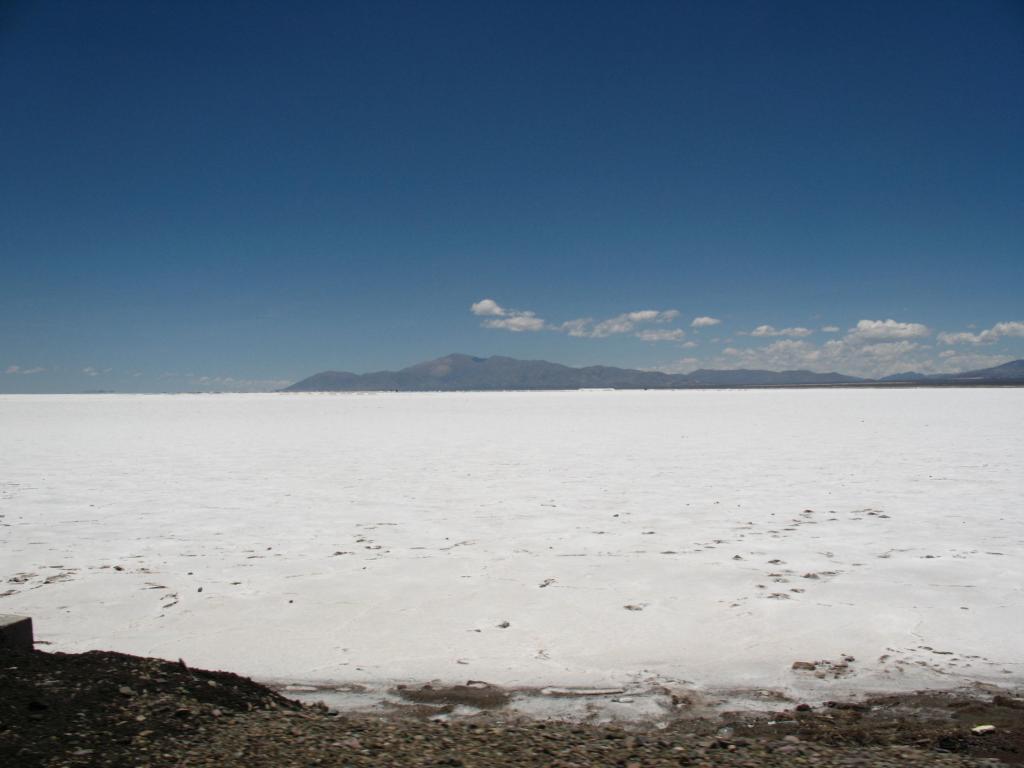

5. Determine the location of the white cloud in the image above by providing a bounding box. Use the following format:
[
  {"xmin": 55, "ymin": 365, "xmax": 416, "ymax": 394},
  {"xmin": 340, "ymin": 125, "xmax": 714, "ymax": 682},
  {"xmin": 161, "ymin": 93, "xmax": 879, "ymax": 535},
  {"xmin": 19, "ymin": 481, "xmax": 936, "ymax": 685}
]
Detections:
[
  {"xmin": 857, "ymin": 340, "xmax": 923, "ymax": 358},
  {"xmin": 558, "ymin": 318, "xmax": 592, "ymax": 337},
  {"xmin": 550, "ymin": 309, "xmax": 682, "ymax": 338},
  {"xmin": 990, "ymin": 320, "xmax": 1024, "ymax": 338},
  {"xmin": 691, "ymin": 316, "xmax": 721, "ymax": 328},
  {"xmin": 472, "ymin": 297, "xmax": 688, "ymax": 339},
  {"xmin": 5, "ymin": 365, "xmax": 45, "ymax": 375},
  {"xmin": 938, "ymin": 331, "xmax": 981, "ymax": 345},
  {"xmin": 846, "ymin": 319, "xmax": 930, "ymax": 342},
  {"xmin": 708, "ymin": 337, "xmax": 911, "ymax": 377},
  {"xmin": 681, "ymin": 340, "xmax": 698, "ymax": 349},
  {"xmin": 471, "ymin": 298, "xmax": 547, "ymax": 332},
  {"xmin": 938, "ymin": 321, "xmax": 1024, "ymax": 345},
  {"xmin": 750, "ymin": 324, "xmax": 813, "ymax": 338},
  {"xmin": 589, "ymin": 316, "xmax": 635, "ymax": 337},
  {"xmin": 635, "ymin": 328, "xmax": 686, "ymax": 342},
  {"xmin": 483, "ymin": 313, "xmax": 546, "ymax": 332},
  {"xmin": 636, "ymin": 309, "xmax": 679, "ymax": 322},
  {"xmin": 470, "ymin": 298, "xmax": 505, "ymax": 317},
  {"xmin": 656, "ymin": 314, "xmax": 1021, "ymax": 378},
  {"xmin": 587, "ymin": 309, "xmax": 680, "ymax": 338},
  {"xmin": 821, "ymin": 325, "xmax": 840, "ymax": 333}
]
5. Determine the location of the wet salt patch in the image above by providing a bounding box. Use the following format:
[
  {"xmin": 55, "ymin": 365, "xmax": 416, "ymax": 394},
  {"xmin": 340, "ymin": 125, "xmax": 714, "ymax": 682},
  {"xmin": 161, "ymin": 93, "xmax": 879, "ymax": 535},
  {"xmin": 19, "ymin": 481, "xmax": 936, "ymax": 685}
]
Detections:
[{"xmin": 0, "ymin": 389, "xmax": 1022, "ymax": 704}]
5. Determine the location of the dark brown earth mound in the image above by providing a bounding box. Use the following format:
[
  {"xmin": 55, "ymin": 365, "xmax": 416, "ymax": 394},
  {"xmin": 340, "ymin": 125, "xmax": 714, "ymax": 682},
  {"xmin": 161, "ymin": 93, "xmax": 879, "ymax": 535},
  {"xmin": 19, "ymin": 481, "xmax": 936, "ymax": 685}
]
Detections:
[
  {"xmin": 2, "ymin": 647, "xmax": 1022, "ymax": 767},
  {"xmin": 0, "ymin": 647, "xmax": 299, "ymax": 767}
]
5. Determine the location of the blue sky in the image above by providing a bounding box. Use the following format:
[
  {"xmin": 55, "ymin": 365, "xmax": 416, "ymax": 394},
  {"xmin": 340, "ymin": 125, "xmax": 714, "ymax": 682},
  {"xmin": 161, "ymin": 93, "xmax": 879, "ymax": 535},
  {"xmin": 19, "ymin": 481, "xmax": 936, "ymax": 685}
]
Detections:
[{"xmin": 2, "ymin": 0, "xmax": 1022, "ymax": 392}]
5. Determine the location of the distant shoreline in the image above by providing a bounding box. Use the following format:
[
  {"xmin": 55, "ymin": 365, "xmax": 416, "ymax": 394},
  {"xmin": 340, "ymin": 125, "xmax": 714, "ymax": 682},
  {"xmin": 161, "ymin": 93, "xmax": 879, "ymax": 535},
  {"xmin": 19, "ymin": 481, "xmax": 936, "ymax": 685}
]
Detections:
[
  {"xmin": 3, "ymin": 381, "xmax": 1024, "ymax": 395},
  {"xmin": 283, "ymin": 353, "xmax": 1024, "ymax": 393},
  {"xmin": 277, "ymin": 380, "xmax": 1024, "ymax": 393}
]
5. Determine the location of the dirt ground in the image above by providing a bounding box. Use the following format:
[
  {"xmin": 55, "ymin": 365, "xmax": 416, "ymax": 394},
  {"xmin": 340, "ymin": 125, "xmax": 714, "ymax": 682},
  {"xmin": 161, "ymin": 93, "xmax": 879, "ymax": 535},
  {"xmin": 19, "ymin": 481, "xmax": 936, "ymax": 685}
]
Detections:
[{"xmin": 2, "ymin": 648, "xmax": 1021, "ymax": 767}]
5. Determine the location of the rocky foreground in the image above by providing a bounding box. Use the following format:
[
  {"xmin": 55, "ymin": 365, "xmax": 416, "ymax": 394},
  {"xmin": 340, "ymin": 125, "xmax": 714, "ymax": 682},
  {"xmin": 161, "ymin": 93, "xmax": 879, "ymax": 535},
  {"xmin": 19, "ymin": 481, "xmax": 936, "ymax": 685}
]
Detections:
[{"xmin": 2, "ymin": 649, "xmax": 1022, "ymax": 768}]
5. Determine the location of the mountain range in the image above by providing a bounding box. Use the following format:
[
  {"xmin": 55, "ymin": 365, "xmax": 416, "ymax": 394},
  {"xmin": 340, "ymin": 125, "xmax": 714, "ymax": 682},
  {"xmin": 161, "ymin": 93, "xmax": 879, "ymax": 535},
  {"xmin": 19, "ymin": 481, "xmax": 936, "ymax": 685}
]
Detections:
[{"xmin": 283, "ymin": 354, "xmax": 1024, "ymax": 392}]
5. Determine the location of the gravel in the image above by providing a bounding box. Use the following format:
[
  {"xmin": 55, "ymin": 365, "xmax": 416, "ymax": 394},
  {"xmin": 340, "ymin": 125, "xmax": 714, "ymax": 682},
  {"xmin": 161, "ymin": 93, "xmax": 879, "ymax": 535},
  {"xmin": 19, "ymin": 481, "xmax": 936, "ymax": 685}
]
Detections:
[{"xmin": 2, "ymin": 648, "xmax": 1020, "ymax": 767}]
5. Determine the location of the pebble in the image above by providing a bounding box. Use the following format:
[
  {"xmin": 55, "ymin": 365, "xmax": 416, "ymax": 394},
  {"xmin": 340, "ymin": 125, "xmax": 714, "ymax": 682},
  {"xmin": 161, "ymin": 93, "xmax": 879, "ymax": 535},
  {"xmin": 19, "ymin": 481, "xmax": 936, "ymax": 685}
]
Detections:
[{"xmin": 4, "ymin": 647, "xmax": 1015, "ymax": 768}]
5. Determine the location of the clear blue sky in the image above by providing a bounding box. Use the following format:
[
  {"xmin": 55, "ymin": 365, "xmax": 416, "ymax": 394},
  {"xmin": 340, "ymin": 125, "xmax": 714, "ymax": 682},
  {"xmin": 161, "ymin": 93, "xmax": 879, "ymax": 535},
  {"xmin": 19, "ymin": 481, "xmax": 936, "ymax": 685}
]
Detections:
[{"xmin": 2, "ymin": 0, "xmax": 1022, "ymax": 391}]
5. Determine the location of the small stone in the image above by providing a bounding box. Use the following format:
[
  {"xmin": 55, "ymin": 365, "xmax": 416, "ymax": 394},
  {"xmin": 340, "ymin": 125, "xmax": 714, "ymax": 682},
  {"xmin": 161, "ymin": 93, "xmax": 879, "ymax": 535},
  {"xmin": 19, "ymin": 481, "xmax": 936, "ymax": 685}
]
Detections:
[
  {"xmin": 791, "ymin": 661, "xmax": 816, "ymax": 671},
  {"xmin": 118, "ymin": 685, "xmax": 134, "ymax": 697},
  {"xmin": 994, "ymin": 695, "xmax": 1024, "ymax": 709},
  {"xmin": 971, "ymin": 724, "xmax": 996, "ymax": 734},
  {"xmin": 497, "ymin": 621, "xmax": 510, "ymax": 628}
]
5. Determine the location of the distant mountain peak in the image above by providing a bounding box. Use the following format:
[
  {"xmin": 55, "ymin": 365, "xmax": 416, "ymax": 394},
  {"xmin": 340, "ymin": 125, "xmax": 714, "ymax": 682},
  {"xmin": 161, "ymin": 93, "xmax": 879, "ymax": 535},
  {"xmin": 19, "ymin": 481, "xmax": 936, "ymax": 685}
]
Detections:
[{"xmin": 282, "ymin": 355, "xmax": 1024, "ymax": 392}]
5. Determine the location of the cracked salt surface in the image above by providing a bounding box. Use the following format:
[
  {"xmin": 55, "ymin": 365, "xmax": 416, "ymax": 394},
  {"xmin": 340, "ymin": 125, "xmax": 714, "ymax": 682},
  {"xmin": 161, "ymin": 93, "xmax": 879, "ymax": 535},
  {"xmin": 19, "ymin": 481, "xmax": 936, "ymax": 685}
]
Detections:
[{"xmin": 0, "ymin": 389, "xmax": 1021, "ymax": 717}]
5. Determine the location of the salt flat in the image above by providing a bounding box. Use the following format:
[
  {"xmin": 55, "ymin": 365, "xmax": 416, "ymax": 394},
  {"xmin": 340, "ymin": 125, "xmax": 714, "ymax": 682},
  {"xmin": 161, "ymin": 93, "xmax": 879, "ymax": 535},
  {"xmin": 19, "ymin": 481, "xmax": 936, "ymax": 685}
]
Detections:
[{"xmin": 1, "ymin": 390, "xmax": 1021, "ymax": 711}]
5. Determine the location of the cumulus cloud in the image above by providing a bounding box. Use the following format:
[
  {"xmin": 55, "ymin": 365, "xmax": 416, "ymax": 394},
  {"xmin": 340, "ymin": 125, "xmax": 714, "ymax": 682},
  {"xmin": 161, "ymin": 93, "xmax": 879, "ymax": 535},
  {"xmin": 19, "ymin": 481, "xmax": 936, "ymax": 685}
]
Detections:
[
  {"xmin": 635, "ymin": 328, "xmax": 686, "ymax": 342},
  {"xmin": 938, "ymin": 331, "xmax": 982, "ymax": 345},
  {"xmin": 470, "ymin": 298, "xmax": 505, "ymax": 317},
  {"xmin": 856, "ymin": 340, "xmax": 923, "ymax": 358},
  {"xmin": 714, "ymin": 336, "xmax": 925, "ymax": 376},
  {"xmin": 484, "ymin": 313, "xmax": 546, "ymax": 332},
  {"xmin": 691, "ymin": 316, "xmax": 721, "ymax": 328},
  {"xmin": 470, "ymin": 299, "xmax": 547, "ymax": 332},
  {"xmin": 750, "ymin": 325, "xmax": 813, "ymax": 338},
  {"xmin": 585, "ymin": 309, "xmax": 680, "ymax": 338},
  {"xmin": 938, "ymin": 321, "xmax": 1024, "ymax": 345},
  {"xmin": 589, "ymin": 315, "xmax": 639, "ymax": 337},
  {"xmin": 473, "ymin": 299, "xmax": 684, "ymax": 339},
  {"xmin": 636, "ymin": 309, "xmax": 680, "ymax": 322},
  {"xmin": 846, "ymin": 319, "xmax": 930, "ymax": 342},
  {"xmin": 821, "ymin": 325, "xmax": 840, "ymax": 333},
  {"xmin": 558, "ymin": 318, "xmax": 592, "ymax": 337},
  {"xmin": 681, "ymin": 340, "xmax": 698, "ymax": 349},
  {"xmin": 5, "ymin": 365, "xmax": 45, "ymax": 375},
  {"xmin": 667, "ymin": 314, "xmax": 1021, "ymax": 378}
]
